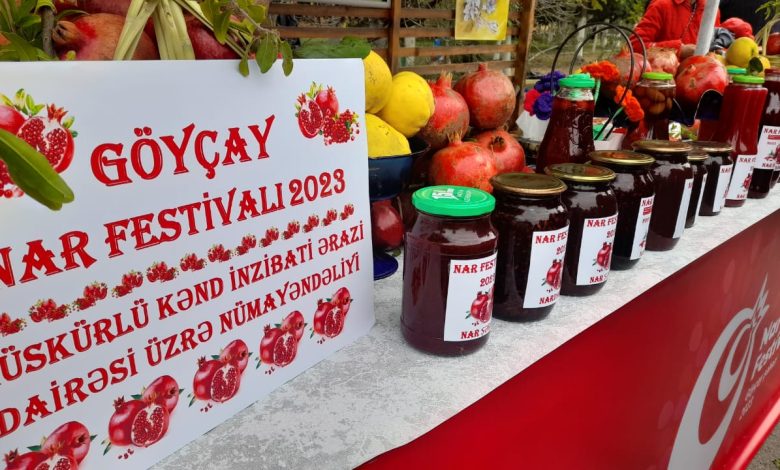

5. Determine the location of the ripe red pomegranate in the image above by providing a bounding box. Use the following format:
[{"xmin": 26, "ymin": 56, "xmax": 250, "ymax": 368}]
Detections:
[
  {"xmin": 768, "ymin": 33, "xmax": 780, "ymax": 56},
  {"xmin": 4, "ymin": 449, "xmax": 77, "ymax": 470},
  {"xmin": 142, "ymin": 375, "xmax": 180, "ymax": 413},
  {"xmin": 52, "ymin": 13, "xmax": 158, "ymax": 60},
  {"xmin": 646, "ymin": 47, "xmax": 680, "ymax": 75},
  {"xmin": 331, "ymin": 287, "xmax": 352, "ymax": 317},
  {"xmin": 454, "ymin": 64, "xmax": 516, "ymax": 130},
  {"xmin": 675, "ymin": 55, "xmax": 728, "ymax": 107},
  {"xmin": 313, "ymin": 301, "xmax": 345, "ymax": 338},
  {"xmin": 42, "ymin": 421, "xmax": 91, "ymax": 463},
  {"xmin": 0, "ymin": 104, "xmax": 25, "ymax": 133},
  {"xmin": 280, "ymin": 311, "xmax": 306, "ymax": 341},
  {"xmin": 220, "ymin": 339, "xmax": 250, "ymax": 372},
  {"xmin": 614, "ymin": 52, "xmax": 650, "ymax": 86},
  {"xmin": 108, "ymin": 397, "xmax": 169, "ymax": 448},
  {"xmin": 473, "ymin": 129, "xmax": 525, "ymax": 174},
  {"xmin": 429, "ymin": 135, "xmax": 498, "ymax": 193},
  {"xmin": 16, "ymin": 104, "xmax": 74, "ymax": 173},
  {"xmin": 260, "ymin": 325, "xmax": 298, "ymax": 367},
  {"xmin": 297, "ymin": 96, "xmax": 324, "ymax": 139},
  {"xmin": 73, "ymin": 0, "xmax": 131, "ymax": 16},
  {"xmin": 185, "ymin": 16, "xmax": 238, "ymax": 60},
  {"xmin": 193, "ymin": 357, "xmax": 241, "ymax": 403},
  {"xmin": 418, "ymin": 73, "xmax": 470, "ymax": 150},
  {"xmin": 315, "ymin": 87, "xmax": 339, "ymax": 117},
  {"xmin": 371, "ymin": 200, "xmax": 404, "ymax": 250}
]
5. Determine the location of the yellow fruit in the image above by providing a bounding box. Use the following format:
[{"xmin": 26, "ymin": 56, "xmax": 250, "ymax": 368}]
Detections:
[
  {"xmin": 759, "ymin": 55, "xmax": 771, "ymax": 75},
  {"xmin": 377, "ymin": 71, "xmax": 435, "ymax": 138},
  {"xmin": 364, "ymin": 51, "xmax": 393, "ymax": 114},
  {"xmin": 726, "ymin": 37, "xmax": 759, "ymax": 68},
  {"xmin": 366, "ymin": 113, "xmax": 411, "ymax": 158}
]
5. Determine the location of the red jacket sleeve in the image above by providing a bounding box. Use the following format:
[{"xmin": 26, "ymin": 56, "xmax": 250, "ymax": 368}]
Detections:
[{"xmin": 631, "ymin": 3, "xmax": 682, "ymax": 53}]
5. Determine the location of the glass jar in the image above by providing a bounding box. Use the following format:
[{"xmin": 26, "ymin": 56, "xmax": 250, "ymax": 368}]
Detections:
[
  {"xmin": 634, "ymin": 72, "xmax": 675, "ymax": 140},
  {"xmin": 691, "ymin": 141, "xmax": 733, "ymax": 216},
  {"xmin": 686, "ymin": 151, "xmax": 709, "ymax": 228},
  {"xmin": 588, "ymin": 151, "xmax": 655, "ymax": 270},
  {"xmin": 718, "ymin": 75, "xmax": 768, "ymax": 207},
  {"xmin": 401, "ymin": 185, "xmax": 498, "ymax": 356},
  {"xmin": 750, "ymin": 68, "xmax": 780, "ymax": 196},
  {"xmin": 536, "ymin": 73, "xmax": 596, "ymax": 172},
  {"xmin": 698, "ymin": 67, "xmax": 746, "ymax": 141},
  {"xmin": 632, "ymin": 140, "xmax": 694, "ymax": 251},
  {"xmin": 544, "ymin": 163, "xmax": 617, "ymax": 296},
  {"xmin": 490, "ymin": 173, "xmax": 569, "ymax": 322}
]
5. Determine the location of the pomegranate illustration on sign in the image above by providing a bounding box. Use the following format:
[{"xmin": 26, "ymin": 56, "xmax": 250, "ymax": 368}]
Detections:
[
  {"xmin": 595, "ymin": 242, "xmax": 612, "ymax": 270},
  {"xmin": 467, "ymin": 290, "xmax": 492, "ymax": 324},
  {"xmin": 104, "ymin": 375, "xmax": 181, "ymax": 459},
  {"xmin": 294, "ymin": 83, "xmax": 359, "ymax": 145},
  {"xmin": 4, "ymin": 421, "xmax": 93, "ymax": 470},
  {"xmin": 311, "ymin": 287, "xmax": 353, "ymax": 343},
  {"xmin": 0, "ymin": 89, "xmax": 77, "ymax": 200},
  {"xmin": 259, "ymin": 310, "xmax": 306, "ymax": 372},
  {"xmin": 191, "ymin": 339, "xmax": 250, "ymax": 412},
  {"xmin": 544, "ymin": 259, "xmax": 563, "ymax": 291}
]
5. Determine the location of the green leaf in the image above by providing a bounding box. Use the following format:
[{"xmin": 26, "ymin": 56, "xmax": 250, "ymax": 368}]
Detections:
[
  {"xmin": 103, "ymin": 443, "xmax": 111, "ymax": 456},
  {"xmin": 62, "ymin": 115, "xmax": 74, "ymax": 129},
  {"xmin": 238, "ymin": 56, "xmax": 250, "ymax": 77},
  {"xmin": 281, "ymin": 41, "xmax": 293, "ymax": 76},
  {"xmin": 17, "ymin": 14, "xmax": 41, "ymax": 29},
  {"xmin": 27, "ymin": 445, "xmax": 41, "ymax": 452},
  {"xmin": 213, "ymin": 11, "xmax": 231, "ymax": 44},
  {"xmin": 34, "ymin": 0, "xmax": 55, "ymax": 11},
  {"xmin": 255, "ymin": 34, "xmax": 277, "ymax": 73},
  {"xmin": 24, "ymin": 94, "xmax": 35, "ymax": 115},
  {"xmin": 3, "ymin": 32, "xmax": 39, "ymax": 61},
  {"xmin": 244, "ymin": 4, "xmax": 267, "ymax": 23}
]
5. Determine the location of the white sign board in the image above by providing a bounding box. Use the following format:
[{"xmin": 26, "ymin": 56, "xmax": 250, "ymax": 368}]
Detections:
[{"xmin": 0, "ymin": 59, "xmax": 374, "ymax": 469}]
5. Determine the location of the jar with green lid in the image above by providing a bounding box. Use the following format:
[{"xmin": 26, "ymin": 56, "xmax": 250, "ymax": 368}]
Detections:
[
  {"xmin": 699, "ymin": 67, "xmax": 748, "ymax": 141},
  {"xmin": 490, "ymin": 173, "xmax": 569, "ymax": 322},
  {"xmin": 537, "ymin": 73, "xmax": 596, "ymax": 172},
  {"xmin": 588, "ymin": 150, "xmax": 655, "ymax": 270},
  {"xmin": 634, "ymin": 72, "xmax": 676, "ymax": 139},
  {"xmin": 544, "ymin": 163, "xmax": 618, "ymax": 296},
  {"xmin": 401, "ymin": 185, "xmax": 498, "ymax": 355}
]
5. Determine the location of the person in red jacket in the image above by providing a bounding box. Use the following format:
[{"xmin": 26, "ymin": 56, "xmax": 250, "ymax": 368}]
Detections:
[{"xmin": 631, "ymin": 0, "xmax": 721, "ymax": 57}]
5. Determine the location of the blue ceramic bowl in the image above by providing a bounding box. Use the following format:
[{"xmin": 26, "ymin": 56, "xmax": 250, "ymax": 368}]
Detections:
[{"xmin": 368, "ymin": 137, "xmax": 430, "ymax": 201}]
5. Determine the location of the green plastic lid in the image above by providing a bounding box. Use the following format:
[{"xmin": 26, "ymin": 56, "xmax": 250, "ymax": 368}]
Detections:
[
  {"xmin": 641, "ymin": 71, "xmax": 673, "ymax": 80},
  {"xmin": 727, "ymin": 67, "xmax": 747, "ymax": 75},
  {"xmin": 558, "ymin": 73, "xmax": 596, "ymax": 88},
  {"xmin": 733, "ymin": 74, "xmax": 765, "ymax": 84},
  {"xmin": 412, "ymin": 185, "xmax": 495, "ymax": 217}
]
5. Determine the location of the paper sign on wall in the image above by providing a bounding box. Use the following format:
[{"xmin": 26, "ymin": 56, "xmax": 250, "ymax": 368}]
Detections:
[{"xmin": 0, "ymin": 60, "xmax": 374, "ymax": 469}]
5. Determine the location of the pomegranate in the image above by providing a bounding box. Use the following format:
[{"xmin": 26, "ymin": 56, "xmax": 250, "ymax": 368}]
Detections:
[
  {"xmin": 429, "ymin": 135, "xmax": 498, "ymax": 193},
  {"xmin": 315, "ymin": 86, "xmax": 339, "ymax": 117},
  {"xmin": 473, "ymin": 129, "xmax": 525, "ymax": 174},
  {"xmin": 16, "ymin": 104, "xmax": 75, "ymax": 173},
  {"xmin": 42, "ymin": 421, "xmax": 91, "ymax": 463},
  {"xmin": 296, "ymin": 95, "xmax": 324, "ymax": 139},
  {"xmin": 470, "ymin": 292, "xmax": 491, "ymax": 323},
  {"xmin": 0, "ymin": 104, "xmax": 24, "ymax": 133},
  {"xmin": 614, "ymin": 52, "xmax": 650, "ymax": 86},
  {"xmin": 675, "ymin": 55, "xmax": 728, "ymax": 107},
  {"xmin": 280, "ymin": 311, "xmax": 306, "ymax": 341},
  {"xmin": 4, "ymin": 449, "xmax": 77, "ymax": 470},
  {"xmin": 108, "ymin": 397, "xmax": 169, "ymax": 448},
  {"xmin": 220, "ymin": 339, "xmax": 250, "ymax": 372},
  {"xmin": 768, "ymin": 33, "xmax": 780, "ymax": 56},
  {"xmin": 331, "ymin": 287, "xmax": 352, "ymax": 317},
  {"xmin": 371, "ymin": 200, "xmax": 404, "ymax": 250},
  {"xmin": 193, "ymin": 357, "xmax": 241, "ymax": 403},
  {"xmin": 646, "ymin": 47, "xmax": 680, "ymax": 75},
  {"xmin": 142, "ymin": 375, "xmax": 180, "ymax": 413},
  {"xmin": 260, "ymin": 325, "xmax": 298, "ymax": 367},
  {"xmin": 313, "ymin": 301, "xmax": 345, "ymax": 338},
  {"xmin": 185, "ymin": 16, "xmax": 238, "ymax": 60},
  {"xmin": 454, "ymin": 63, "xmax": 516, "ymax": 130},
  {"xmin": 418, "ymin": 73, "xmax": 470, "ymax": 150},
  {"xmin": 72, "ymin": 0, "xmax": 131, "ymax": 16},
  {"xmin": 52, "ymin": 13, "xmax": 158, "ymax": 60}
]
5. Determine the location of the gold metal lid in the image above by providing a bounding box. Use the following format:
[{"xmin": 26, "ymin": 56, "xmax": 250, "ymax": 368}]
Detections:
[
  {"xmin": 544, "ymin": 163, "xmax": 616, "ymax": 183},
  {"xmin": 631, "ymin": 140, "xmax": 692, "ymax": 154},
  {"xmin": 690, "ymin": 140, "xmax": 733, "ymax": 154},
  {"xmin": 687, "ymin": 150, "xmax": 708, "ymax": 162},
  {"xmin": 491, "ymin": 173, "xmax": 567, "ymax": 196},
  {"xmin": 588, "ymin": 150, "xmax": 655, "ymax": 166}
]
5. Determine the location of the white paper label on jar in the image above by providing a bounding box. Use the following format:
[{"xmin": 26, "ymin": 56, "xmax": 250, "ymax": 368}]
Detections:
[
  {"xmin": 692, "ymin": 173, "xmax": 708, "ymax": 225},
  {"xmin": 726, "ymin": 154, "xmax": 757, "ymax": 201},
  {"xmin": 757, "ymin": 126, "xmax": 780, "ymax": 170},
  {"xmin": 673, "ymin": 178, "xmax": 694, "ymax": 239},
  {"xmin": 442, "ymin": 253, "xmax": 497, "ymax": 342},
  {"xmin": 630, "ymin": 196, "xmax": 654, "ymax": 260},
  {"xmin": 576, "ymin": 213, "xmax": 618, "ymax": 286},
  {"xmin": 712, "ymin": 164, "xmax": 734, "ymax": 213},
  {"xmin": 523, "ymin": 225, "xmax": 569, "ymax": 309}
]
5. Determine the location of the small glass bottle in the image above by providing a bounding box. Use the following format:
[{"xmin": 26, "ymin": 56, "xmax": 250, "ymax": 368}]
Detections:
[
  {"xmin": 401, "ymin": 186, "xmax": 498, "ymax": 356},
  {"xmin": 749, "ymin": 68, "xmax": 780, "ymax": 196},
  {"xmin": 691, "ymin": 141, "xmax": 733, "ymax": 216},
  {"xmin": 536, "ymin": 73, "xmax": 596, "ymax": 172},
  {"xmin": 698, "ymin": 67, "xmax": 746, "ymax": 141},
  {"xmin": 686, "ymin": 151, "xmax": 709, "ymax": 228},
  {"xmin": 633, "ymin": 72, "xmax": 675, "ymax": 140},
  {"xmin": 544, "ymin": 163, "xmax": 618, "ymax": 296},
  {"xmin": 588, "ymin": 150, "xmax": 655, "ymax": 270},
  {"xmin": 490, "ymin": 173, "xmax": 569, "ymax": 322},
  {"xmin": 632, "ymin": 140, "xmax": 694, "ymax": 251}
]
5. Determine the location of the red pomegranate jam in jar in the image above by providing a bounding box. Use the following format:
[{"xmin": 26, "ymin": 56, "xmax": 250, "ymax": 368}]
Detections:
[
  {"xmin": 490, "ymin": 173, "xmax": 569, "ymax": 322},
  {"xmin": 536, "ymin": 73, "xmax": 596, "ymax": 172},
  {"xmin": 544, "ymin": 164, "xmax": 617, "ymax": 296},
  {"xmin": 401, "ymin": 185, "xmax": 498, "ymax": 356},
  {"xmin": 750, "ymin": 68, "xmax": 780, "ymax": 196},
  {"xmin": 685, "ymin": 151, "xmax": 709, "ymax": 228},
  {"xmin": 588, "ymin": 151, "xmax": 655, "ymax": 270},
  {"xmin": 632, "ymin": 140, "xmax": 694, "ymax": 251},
  {"xmin": 691, "ymin": 141, "xmax": 733, "ymax": 216}
]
